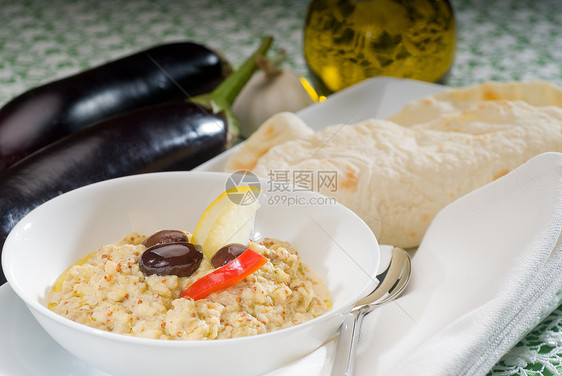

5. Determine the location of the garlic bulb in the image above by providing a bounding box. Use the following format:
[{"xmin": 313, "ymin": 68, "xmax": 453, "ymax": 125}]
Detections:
[{"xmin": 232, "ymin": 56, "xmax": 314, "ymax": 139}]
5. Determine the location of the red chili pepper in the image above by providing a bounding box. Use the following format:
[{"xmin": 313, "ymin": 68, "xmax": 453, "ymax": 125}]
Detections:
[{"xmin": 181, "ymin": 249, "xmax": 267, "ymax": 300}]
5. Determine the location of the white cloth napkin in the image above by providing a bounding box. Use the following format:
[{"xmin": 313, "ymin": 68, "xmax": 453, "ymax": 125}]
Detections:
[{"xmin": 267, "ymin": 152, "xmax": 562, "ymax": 376}]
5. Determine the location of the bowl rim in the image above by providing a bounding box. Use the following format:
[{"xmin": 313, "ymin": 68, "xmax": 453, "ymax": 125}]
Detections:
[{"xmin": 3, "ymin": 170, "xmax": 380, "ymax": 346}]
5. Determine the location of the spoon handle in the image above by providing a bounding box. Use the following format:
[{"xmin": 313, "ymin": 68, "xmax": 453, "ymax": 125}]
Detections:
[
  {"xmin": 330, "ymin": 247, "xmax": 411, "ymax": 375},
  {"xmin": 330, "ymin": 306, "xmax": 369, "ymax": 376}
]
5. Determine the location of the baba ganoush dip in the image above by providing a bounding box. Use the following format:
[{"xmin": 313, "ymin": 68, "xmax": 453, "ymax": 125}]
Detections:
[{"xmin": 47, "ymin": 233, "xmax": 331, "ymax": 340}]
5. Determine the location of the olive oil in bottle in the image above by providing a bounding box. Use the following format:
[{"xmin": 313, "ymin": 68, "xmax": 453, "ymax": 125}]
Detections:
[{"xmin": 304, "ymin": 0, "xmax": 456, "ymax": 94}]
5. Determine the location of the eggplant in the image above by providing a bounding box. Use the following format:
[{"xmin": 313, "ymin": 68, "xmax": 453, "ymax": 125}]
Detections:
[
  {"xmin": 0, "ymin": 41, "xmax": 231, "ymax": 170},
  {"xmin": 0, "ymin": 36, "xmax": 273, "ymax": 285}
]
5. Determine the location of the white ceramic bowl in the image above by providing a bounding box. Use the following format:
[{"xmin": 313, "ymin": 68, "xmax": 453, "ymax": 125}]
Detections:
[{"xmin": 2, "ymin": 171, "xmax": 379, "ymax": 376}]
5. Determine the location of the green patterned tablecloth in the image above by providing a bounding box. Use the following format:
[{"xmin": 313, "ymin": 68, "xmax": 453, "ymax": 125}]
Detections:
[{"xmin": 1, "ymin": 0, "xmax": 562, "ymax": 374}]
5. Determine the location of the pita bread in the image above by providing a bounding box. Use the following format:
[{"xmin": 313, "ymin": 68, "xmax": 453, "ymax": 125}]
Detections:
[
  {"xmin": 252, "ymin": 100, "xmax": 562, "ymax": 248},
  {"xmin": 388, "ymin": 81, "xmax": 562, "ymax": 126},
  {"xmin": 224, "ymin": 112, "xmax": 313, "ymax": 172}
]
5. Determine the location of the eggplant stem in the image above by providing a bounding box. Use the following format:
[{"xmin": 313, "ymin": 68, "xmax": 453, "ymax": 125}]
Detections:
[{"xmin": 191, "ymin": 36, "xmax": 274, "ymax": 138}]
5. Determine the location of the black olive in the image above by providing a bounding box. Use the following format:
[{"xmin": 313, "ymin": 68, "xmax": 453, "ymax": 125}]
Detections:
[
  {"xmin": 140, "ymin": 242, "xmax": 202, "ymax": 277},
  {"xmin": 142, "ymin": 230, "xmax": 188, "ymax": 248},
  {"xmin": 211, "ymin": 243, "xmax": 248, "ymax": 268}
]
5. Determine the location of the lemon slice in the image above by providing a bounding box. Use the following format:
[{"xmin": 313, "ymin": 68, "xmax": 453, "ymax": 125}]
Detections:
[{"xmin": 192, "ymin": 186, "xmax": 261, "ymax": 260}]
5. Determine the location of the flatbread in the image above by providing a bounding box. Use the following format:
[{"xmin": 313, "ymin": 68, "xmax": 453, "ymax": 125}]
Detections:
[
  {"xmin": 224, "ymin": 112, "xmax": 313, "ymax": 172},
  {"xmin": 252, "ymin": 100, "xmax": 562, "ymax": 248},
  {"xmin": 388, "ymin": 81, "xmax": 562, "ymax": 126}
]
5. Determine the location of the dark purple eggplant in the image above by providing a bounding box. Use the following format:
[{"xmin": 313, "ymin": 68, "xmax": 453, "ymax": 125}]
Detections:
[
  {"xmin": 0, "ymin": 42, "xmax": 231, "ymax": 170},
  {"xmin": 0, "ymin": 36, "xmax": 273, "ymax": 285}
]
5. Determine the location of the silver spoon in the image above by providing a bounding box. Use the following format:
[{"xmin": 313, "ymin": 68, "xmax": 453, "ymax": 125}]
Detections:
[{"xmin": 330, "ymin": 246, "xmax": 412, "ymax": 376}]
